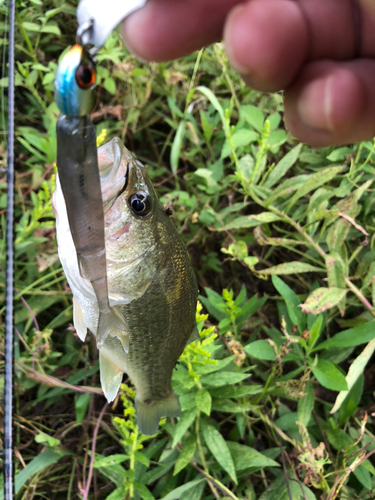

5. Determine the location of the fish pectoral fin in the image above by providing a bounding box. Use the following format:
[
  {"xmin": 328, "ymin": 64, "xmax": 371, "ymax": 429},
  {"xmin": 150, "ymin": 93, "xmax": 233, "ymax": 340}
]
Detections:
[
  {"xmin": 96, "ymin": 307, "xmax": 128, "ymax": 350},
  {"xmin": 99, "ymin": 349, "xmax": 124, "ymax": 403},
  {"xmin": 187, "ymin": 324, "xmax": 199, "ymax": 345},
  {"xmin": 135, "ymin": 392, "xmax": 181, "ymax": 436},
  {"xmin": 73, "ymin": 296, "xmax": 88, "ymax": 342}
]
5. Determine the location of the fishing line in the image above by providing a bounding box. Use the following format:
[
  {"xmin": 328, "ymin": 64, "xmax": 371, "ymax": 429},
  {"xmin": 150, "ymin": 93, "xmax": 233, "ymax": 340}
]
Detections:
[
  {"xmin": 4, "ymin": 0, "xmax": 15, "ymax": 498},
  {"xmin": 1, "ymin": 1, "xmax": 9, "ymax": 144}
]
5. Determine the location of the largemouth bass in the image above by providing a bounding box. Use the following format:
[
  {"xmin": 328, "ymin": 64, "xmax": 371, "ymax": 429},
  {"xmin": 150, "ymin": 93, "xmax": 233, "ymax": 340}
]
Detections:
[
  {"xmin": 53, "ymin": 138, "xmax": 198, "ymax": 435},
  {"xmin": 54, "ymin": 44, "xmax": 126, "ymax": 348}
]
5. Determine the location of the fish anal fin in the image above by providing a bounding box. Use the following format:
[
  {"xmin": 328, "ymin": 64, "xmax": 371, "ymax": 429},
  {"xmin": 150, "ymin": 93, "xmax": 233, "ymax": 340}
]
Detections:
[
  {"xmin": 96, "ymin": 306, "xmax": 128, "ymax": 350},
  {"xmin": 135, "ymin": 391, "xmax": 181, "ymax": 436},
  {"xmin": 73, "ymin": 296, "xmax": 88, "ymax": 342},
  {"xmin": 99, "ymin": 350, "xmax": 124, "ymax": 403}
]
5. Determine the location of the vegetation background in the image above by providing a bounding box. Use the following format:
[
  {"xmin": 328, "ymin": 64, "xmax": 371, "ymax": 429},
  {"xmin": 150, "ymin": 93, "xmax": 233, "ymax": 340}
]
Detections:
[{"xmin": 1, "ymin": 0, "xmax": 375, "ymax": 499}]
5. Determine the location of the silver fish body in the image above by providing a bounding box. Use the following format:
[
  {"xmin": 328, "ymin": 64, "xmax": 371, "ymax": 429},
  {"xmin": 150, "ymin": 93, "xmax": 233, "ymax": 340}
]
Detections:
[{"xmin": 53, "ymin": 138, "xmax": 198, "ymax": 435}]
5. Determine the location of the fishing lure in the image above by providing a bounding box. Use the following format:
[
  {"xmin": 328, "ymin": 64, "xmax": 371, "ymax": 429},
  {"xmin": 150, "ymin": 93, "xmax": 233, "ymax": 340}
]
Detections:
[{"xmin": 54, "ymin": 38, "xmax": 127, "ymax": 349}]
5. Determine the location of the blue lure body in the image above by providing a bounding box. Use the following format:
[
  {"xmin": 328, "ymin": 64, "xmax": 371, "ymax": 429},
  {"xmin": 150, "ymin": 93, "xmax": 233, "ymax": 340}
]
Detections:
[{"xmin": 54, "ymin": 44, "xmax": 96, "ymax": 116}]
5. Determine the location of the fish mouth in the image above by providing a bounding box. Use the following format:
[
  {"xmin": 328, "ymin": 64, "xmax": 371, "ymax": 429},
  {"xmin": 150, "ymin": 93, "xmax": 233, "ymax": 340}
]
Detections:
[{"xmin": 98, "ymin": 137, "xmax": 131, "ymax": 204}]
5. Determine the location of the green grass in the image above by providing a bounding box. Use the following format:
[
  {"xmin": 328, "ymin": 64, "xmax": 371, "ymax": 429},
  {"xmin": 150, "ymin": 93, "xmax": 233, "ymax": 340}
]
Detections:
[{"xmin": 0, "ymin": 1, "xmax": 375, "ymax": 499}]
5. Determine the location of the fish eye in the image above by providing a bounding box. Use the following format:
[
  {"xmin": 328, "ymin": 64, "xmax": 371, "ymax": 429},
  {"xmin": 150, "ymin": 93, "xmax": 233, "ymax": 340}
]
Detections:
[
  {"xmin": 75, "ymin": 63, "xmax": 96, "ymax": 89},
  {"xmin": 128, "ymin": 192, "xmax": 151, "ymax": 216}
]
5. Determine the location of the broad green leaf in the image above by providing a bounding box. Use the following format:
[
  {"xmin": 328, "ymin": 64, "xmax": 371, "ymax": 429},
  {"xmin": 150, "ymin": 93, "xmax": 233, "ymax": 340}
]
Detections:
[
  {"xmin": 94, "ymin": 454, "xmax": 129, "ymax": 468},
  {"xmin": 103, "ymin": 77, "xmax": 116, "ymax": 95},
  {"xmin": 174, "ymin": 435, "xmax": 196, "ymax": 475},
  {"xmin": 353, "ymin": 465, "xmax": 372, "ymax": 490},
  {"xmin": 221, "ymin": 129, "xmax": 258, "ymax": 158},
  {"xmin": 40, "ymin": 24, "xmax": 61, "ymax": 35},
  {"xmin": 226, "ymin": 442, "xmax": 279, "ymax": 471},
  {"xmin": 15, "ymin": 449, "xmax": 70, "ymax": 494},
  {"xmin": 201, "ymin": 421, "xmax": 237, "ymax": 484},
  {"xmin": 331, "ymin": 338, "xmax": 375, "ymax": 413},
  {"xmin": 172, "ymin": 409, "xmax": 196, "ymax": 447},
  {"xmin": 326, "ymin": 147, "xmax": 353, "ymax": 162},
  {"xmin": 218, "ymin": 212, "xmax": 281, "ymax": 231},
  {"xmin": 75, "ymin": 392, "xmax": 91, "ymax": 424},
  {"xmin": 259, "ymin": 474, "xmax": 317, "ymax": 500},
  {"xmin": 35, "ymin": 432, "xmax": 60, "ymax": 448},
  {"xmin": 312, "ymin": 359, "xmax": 348, "ymax": 391},
  {"xmin": 300, "ymin": 287, "xmax": 347, "ymax": 315},
  {"xmin": 195, "ymin": 389, "xmax": 212, "ymax": 416},
  {"xmin": 209, "ymin": 384, "xmax": 263, "ymax": 399},
  {"xmin": 264, "ymin": 144, "xmax": 302, "ymax": 188},
  {"xmin": 134, "ymin": 481, "xmax": 155, "ymax": 500},
  {"xmin": 286, "ymin": 165, "xmax": 344, "ymax": 211},
  {"xmin": 159, "ymin": 479, "xmax": 205, "ymax": 500},
  {"xmin": 338, "ymin": 374, "xmax": 364, "ymax": 425},
  {"xmin": 105, "ymin": 486, "xmax": 127, "ymax": 500},
  {"xmin": 313, "ymin": 321, "xmax": 375, "ymax": 350},
  {"xmin": 244, "ymin": 340, "xmax": 276, "ymax": 360},
  {"xmin": 260, "ymin": 261, "xmax": 323, "ymax": 275},
  {"xmin": 240, "ymin": 105, "xmax": 264, "ymax": 132},
  {"xmin": 134, "ymin": 451, "xmax": 150, "ymax": 467},
  {"xmin": 297, "ymin": 382, "xmax": 314, "ymax": 427},
  {"xmin": 272, "ymin": 275, "xmax": 306, "ymax": 333},
  {"xmin": 22, "ymin": 21, "xmax": 41, "ymax": 31},
  {"xmin": 201, "ymin": 371, "xmax": 249, "ymax": 387},
  {"xmin": 308, "ymin": 314, "xmax": 324, "ymax": 350},
  {"xmin": 211, "ymin": 400, "xmax": 253, "ymax": 413}
]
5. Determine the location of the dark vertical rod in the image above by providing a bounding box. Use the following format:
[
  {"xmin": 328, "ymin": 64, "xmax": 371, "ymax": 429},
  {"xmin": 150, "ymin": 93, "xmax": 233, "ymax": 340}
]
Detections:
[{"xmin": 4, "ymin": 0, "xmax": 15, "ymax": 498}]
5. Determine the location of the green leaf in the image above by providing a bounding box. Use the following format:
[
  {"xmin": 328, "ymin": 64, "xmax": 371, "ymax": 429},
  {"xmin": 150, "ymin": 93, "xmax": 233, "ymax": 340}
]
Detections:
[
  {"xmin": 260, "ymin": 261, "xmax": 323, "ymax": 275},
  {"xmin": 201, "ymin": 371, "xmax": 249, "ymax": 387},
  {"xmin": 159, "ymin": 479, "xmax": 205, "ymax": 500},
  {"xmin": 103, "ymin": 77, "xmax": 116, "ymax": 95},
  {"xmin": 221, "ymin": 129, "xmax": 258, "ymax": 158},
  {"xmin": 211, "ymin": 400, "xmax": 253, "ymax": 413},
  {"xmin": 226, "ymin": 442, "xmax": 279, "ymax": 471},
  {"xmin": 35, "ymin": 432, "xmax": 60, "ymax": 448},
  {"xmin": 313, "ymin": 321, "xmax": 375, "ymax": 350},
  {"xmin": 244, "ymin": 340, "xmax": 275, "ymax": 360},
  {"xmin": 94, "ymin": 454, "xmax": 129, "ymax": 468},
  {"xmin": 15, "ymin": 449, "xmax": 69, "ymax": 494},
  {"xmin": 331, "ymin": 338, "xmax": 375, "ymax": 413},
  {"xmin": 40, "ymin": 24, "xmax": 61, "ymax": 35},
  {"xmin": 240, "ymin": 105, "xmax": 264, "ymax": 132},
  {"xmin": 218, "ymin": 212, "xmax": 281, "ymax": 231},
  {"xmin": 197, "ymin": 86, "xmax": 229, "ymax": 136},
  {"xmin": 22, "ymin": 22, "xmax": 41, "ymax": 31},
  {"xmin": 259, "ymin": 474, "xmax": 317, "ymax": 500},
  {"xmin": 325, "ymin": 253, "xmax": 347, "ymax": 315},
  {"xmin": 308, "ymin": 315, "xmax": 324, "ymax": 350},
  {"xmin": 195, "ymin": 389, "xmax": 212, "ymax": 416},
  {"xmin": 172, "ymin": 409, "xmax": 196, "ymax": 447},
  {"xmin": 353, "ymin": 465, "xmax": 372, "ymax": 490},
  {"xmin": 174, "ymin": 435, "xmax": 196, "ymax": 475},
  {"xmin": 300, "ymin": 287, "xmax": 347, "ymax": 315},
  {"xmin": 75, "ymin": 392, "xmax": 91, "ymax": 424},
  {"xmin": 104, "ymin": 486, "xmax": 127, "ymax": 500},
  {"xmin": 264, "ymin": 144, "xmax": 302, "ymax": 188},
  {"xmin": 286, "ymin": 165, "xmax": 344, "ymax": 211},
  {"xmin": 297, "ymin": 382, "xmax": 314, "ymax": 427},
  {"xmin": 134, "ymin": 481, "xmax": 155, "ymax": 500},
  {"xmin": 201, "ymin": 421, "xmax": 237, "ymax": 484},
  {"xmin": 134, "ymin": 451, "xmax": 150, "ymax": 467},
  {"xmin": 170, "ymin": 120, "xmax": 186, "ymax": 174},
  {"xmin": 312, "ymin": 359, "xmax": 348, "ymax": 391},
  {"xmin": 272, "ymin": 275, "xmax": 306, "ymax": 334}
]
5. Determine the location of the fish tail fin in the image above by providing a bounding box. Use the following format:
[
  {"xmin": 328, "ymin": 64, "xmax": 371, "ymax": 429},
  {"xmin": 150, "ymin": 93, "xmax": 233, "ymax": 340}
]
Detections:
[
  {"xmin": 99, "ymin": 349, "xmax": 124, "ymax": 402},
  {"xmin": 135, "ymin": 392, "xmax": 181, "ymax": 436},
  {"xmin": 96, "ymin": 307, "xmax": 128, "ymax": 350}
]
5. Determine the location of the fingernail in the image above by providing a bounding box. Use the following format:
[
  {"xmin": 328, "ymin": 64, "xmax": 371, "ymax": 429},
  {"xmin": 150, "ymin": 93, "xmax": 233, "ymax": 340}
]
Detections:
[{"xmin": 297, "ymin": 75, "xmax": 334, "ymax": 131}]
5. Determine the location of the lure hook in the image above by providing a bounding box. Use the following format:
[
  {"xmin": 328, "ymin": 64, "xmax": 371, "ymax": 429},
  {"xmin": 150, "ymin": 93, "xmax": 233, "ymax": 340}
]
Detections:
[{"xmin": 76, "ymin": 19, "xmax": 101, "ymax": 57}]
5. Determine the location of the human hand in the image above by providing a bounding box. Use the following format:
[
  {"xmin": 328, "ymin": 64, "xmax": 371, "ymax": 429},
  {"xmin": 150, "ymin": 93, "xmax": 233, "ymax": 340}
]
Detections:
[{"xmin": 121, "ymin": 0, "xmax": 375, "ymax": 148}]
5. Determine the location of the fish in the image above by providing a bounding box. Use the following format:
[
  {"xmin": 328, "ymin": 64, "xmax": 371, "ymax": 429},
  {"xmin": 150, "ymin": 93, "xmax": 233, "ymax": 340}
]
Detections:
[
  {"xmin": 53, "ymin": 138, "xmax": 198, "ymax": 435},
  {"xmin": 54, "ymin": 44, "xmax": 126, "ymax": 349}
]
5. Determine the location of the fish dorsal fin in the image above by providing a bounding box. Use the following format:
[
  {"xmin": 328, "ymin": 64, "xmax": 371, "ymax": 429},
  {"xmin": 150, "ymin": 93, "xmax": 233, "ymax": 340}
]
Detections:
[
  {"xmin": 73, "ymin": 296, "xmax": 88, "ymax": 342},
  {"xmin": 99, "ymin": 349, "xmax": 124, "ymax": 403}
]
